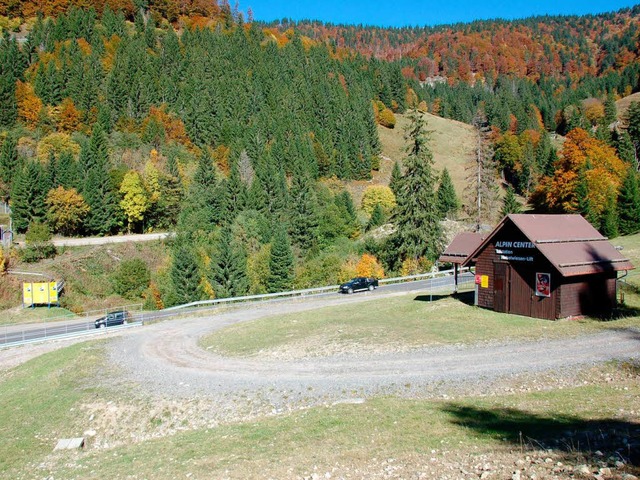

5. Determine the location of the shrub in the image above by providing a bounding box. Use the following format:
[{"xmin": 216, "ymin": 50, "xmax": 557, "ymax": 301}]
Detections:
[
  {"xmin": 21, "ymin": 222, "xmax": 56, "ymax": 263},
  {"xmin": 377, "ymin": 108, "xmax": 396, "ymax": 128},
  {"xmin": 361, "ymin": 185, "xmax": 396, "ymax": 215},
  {"xmin": 111, "ymin": 258, "xmax": 151, "ymax": 300},
  {"xmin": 355, "ymin": 253, "xmax": 385, "ymax": 278},
  {"xmin": 400, "ymin": 257, "xmax": 433, "ymax": 276}
]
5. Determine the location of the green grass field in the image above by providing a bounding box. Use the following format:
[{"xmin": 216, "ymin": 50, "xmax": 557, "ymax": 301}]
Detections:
[
  {"xmin": 0, "ymin": 342, "xmax": 105, "ymax": 477},
  {"xmin": 199, "ymin": 291, "xmax": 640, "ymax": 357}
]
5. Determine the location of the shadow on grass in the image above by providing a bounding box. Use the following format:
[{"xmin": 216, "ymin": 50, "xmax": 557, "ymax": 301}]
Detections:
[
  {"xmin": 442, "ymin": 403, "xmax": 640, "ymax": 468},
  {"xmin": 414, "ymin": 291, "xmax": 475, "ymax": 306}
]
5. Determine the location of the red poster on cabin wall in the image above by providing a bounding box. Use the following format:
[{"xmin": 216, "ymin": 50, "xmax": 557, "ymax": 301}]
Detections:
[{"xmin": 535, "ymin": 272, "xmax": 551, "ymax": 297}]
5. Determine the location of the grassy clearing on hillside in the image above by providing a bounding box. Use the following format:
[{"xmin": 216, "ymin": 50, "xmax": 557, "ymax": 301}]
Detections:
[
  {"xmin": 616, "ymin": 91, "xmax": 640, "ymax": 119},
  {"xmin": 2, "ymin": 343, "xmax": 636, "ymax": 479},
  {"xmin": 377, "ymin": 113, "xmax": 476, "ymax": 196},
  {"xmin": 200, "ymin": 291, "xmax": 640, "ymax": 358}
]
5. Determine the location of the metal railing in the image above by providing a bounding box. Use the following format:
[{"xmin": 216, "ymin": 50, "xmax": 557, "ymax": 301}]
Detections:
[
  {"xmin": 161, "ymin": 267, "xmax": 473, "ymax": 313},
  {"xmin": 0, "ymin": 304, "xmax": 143, "ymax": 348},
  {"xmin": 1, "ymin": 269, "xmax": 473, "ymax": 348}
]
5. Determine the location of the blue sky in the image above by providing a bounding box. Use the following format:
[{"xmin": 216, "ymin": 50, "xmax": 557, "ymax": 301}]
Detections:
[{"xmin": 242, "ymin": 1, "xmax": 639, "ymax": 28}]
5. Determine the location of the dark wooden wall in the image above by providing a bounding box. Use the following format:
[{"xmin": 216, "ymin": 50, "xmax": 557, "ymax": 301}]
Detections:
[
  {"xmin": 558, "ymin": 273, "xmax": 617, "ymax": 318},
  {"xmin": 471, "ymin": 219, "xmax": 619, "ymax": 320}
]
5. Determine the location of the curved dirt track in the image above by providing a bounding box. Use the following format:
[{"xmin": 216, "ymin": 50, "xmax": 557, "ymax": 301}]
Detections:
[{"xmin": 111, "ymin": 295, "xmax": 640, "ymax": 404}]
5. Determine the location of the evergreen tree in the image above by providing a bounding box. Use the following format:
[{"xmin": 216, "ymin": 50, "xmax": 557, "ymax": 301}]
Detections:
[
  {"xmin": 390, "ymin": 110, "xmax": 443, "ymax": 264},
  {"xmin": 535, "ymin": 133, "xmax": 556, "ymax": 176},
  {"xmin": 289, "ymin": 170, "xmax": 319, "ymax": 250},
  {"xmin": 46, "ymin": 150, "xmax": 58, "ymax": 189},
  {"xmin": 0, "ymin": 33, "xmax": 21, "ymax": 128},
  {"xmin": 436, "ymin": 167, "xmax": 459, "ymax": 219},
  {"xmin": 247, "ymin": 175, "xmax": 269, "ymax": 214},
  {"xmin": 170, "ymin": 241, "xmax": 201, "ymax": 306},
  {"xmin": 334, "ymin": 190, "xmax": 358, "ymax": 237},
  {"xmin": 166, "ymin": 151, "xmax": 179, "ymax": 179},
  {"xmin": 267, "ymin": 226, "xmax": 294, "ymax": 293},
  {"xmin": 614, "ymin": 130, "xmax": 636, "ymax": 165},
  {"xmin": 10, "ymin": 161, "xmax": 48, "ymax": 233},
  {"xmin": 389, "ymin": 160, "xmax": 402, "ymax": 195},
  {"xmin": 617, "ymin": 167, "xmax": 640, "ymax": 235},
  {"xmin": 208, "ymin": 227, "xmax": 249, "ymax": 299},
  {"xmin": 179, "ymin": 151, "xmax": 221, "ymax": 232},
  {"xmin": 81, "ymin": 125, "xmax": 120, "ymax": 235},
  {"xmin": 600, "ymin": 190, "xmax": 618, "ymax": 239},
  {"xmin": 603, "ymin": 94, "xmax": 617, "ymax": 126},
  {"xmin": 56, "ymin": 150, "xmax": 78, "ymax": 190},
  {"xmin": 500, "ymin": 185, "xmax": 522, "ymax": 217},
  {"xmin": 0, "ymin": 134, "xmax": 18, "ymax": 185},
  {"xmin": 626, "ymin": 102, "xmax": 640, "ymax": 160},
  {"xmin": 101, "ymin": 5, "xmax": 126, "ymax": 38},
  {"xmin": 367, "ymin": 203, "xmax": 386, "ymax": 230},
  {"xmin": 220, "ymin": 160, "xmax": 247, "ymax": 225}
]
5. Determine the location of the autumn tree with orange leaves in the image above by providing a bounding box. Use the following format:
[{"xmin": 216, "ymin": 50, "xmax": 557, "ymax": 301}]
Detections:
[
  {"xmin": 16, "ymin": 81, "xmax": 43, "ymax": 130},
  {"xmin": 532, "ymin": 128, "xmax": 626, "ymax": 225}
]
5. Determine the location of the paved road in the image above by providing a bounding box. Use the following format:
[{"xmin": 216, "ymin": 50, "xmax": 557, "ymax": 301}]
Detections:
[
  {"xmin": 0, "ymin": 320, "xmax": 141, "ymax": 345},
  {"xmin": 1, "ymin": 275, "xmax": 472, "ymax": 346},
  {"xmin": 50, "ymin": 232, "xmax": 173, "ymax": 247}
]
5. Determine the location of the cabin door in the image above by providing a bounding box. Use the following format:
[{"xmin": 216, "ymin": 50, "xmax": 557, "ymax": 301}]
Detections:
[
  {"xmin": 508, "ymin": 267, "xmax": 532, "ymax": 317},
  {"xmin": 493, "ymin": 262, "xmax": 509, "ymax": 313}
]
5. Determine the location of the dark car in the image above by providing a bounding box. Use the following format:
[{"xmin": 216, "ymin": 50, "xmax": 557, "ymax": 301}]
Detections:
[
  {"xmin": 95, "ymin": 310, "xmax": 131, "ymax": 328},
  {"xmin": 339, "ymin": 277, "xmax": 379, "ymax": 294}
]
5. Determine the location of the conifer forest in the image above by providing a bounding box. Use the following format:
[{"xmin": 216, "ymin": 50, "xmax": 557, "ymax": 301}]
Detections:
[{"xmin": 0, "ymin": 1, "xmax": 639, "ymax": 307}]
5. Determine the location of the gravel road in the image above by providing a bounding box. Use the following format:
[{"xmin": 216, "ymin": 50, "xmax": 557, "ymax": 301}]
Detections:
[{"xmin": 109, "ymin": 294, "xmax": 640, "ymax": 408}]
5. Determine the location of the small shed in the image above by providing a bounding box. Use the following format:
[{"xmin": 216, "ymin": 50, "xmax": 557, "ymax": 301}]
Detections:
[
  {"xmin": 462, "ymin": 214, "xmax": 634, "ymax": 320},
  {"xmin": 439, "ymin": 232, "xmax": 485, "ymax": 292}
]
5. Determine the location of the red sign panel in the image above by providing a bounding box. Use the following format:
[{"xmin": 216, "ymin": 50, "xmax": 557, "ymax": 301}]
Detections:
[{"xmin": 535, "ymin": 272, "xmax": 551, "ymax": 297}]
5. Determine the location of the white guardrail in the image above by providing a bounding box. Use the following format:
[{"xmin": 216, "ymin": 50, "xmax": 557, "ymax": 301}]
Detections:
[
  {"xmin": 1, "ymin": 268, "xmax": 473, "ymax": 348},
  {"xmin": 161, "ymin": 267, "xmax": 473, "ymax": 312}
]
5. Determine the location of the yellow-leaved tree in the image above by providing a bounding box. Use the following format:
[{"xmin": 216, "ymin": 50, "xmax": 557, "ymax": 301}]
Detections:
[
  {"xmin": 355, "ymin": 253, "xmax": 385, "ymax": 278},
  {"xmin": 119, "ymin": 171, "xmax": 150, "ymax": 233},
  {"xmin": 46, "ymin": 186, "xmax": 90, "ymax": 236},
  {"xmin": 400, "ymin": 257, "xmax": 433, "ymax": 276},
  {"xmin": 361, "ymin": 185, "xmax": 396, "ymax": 215},
  {"xmin": 37, "ymin": 132, "xmax": 81, "ymax": 163},
  {"xmin": 0, "ymin": 247, "xmax": 6, "ymax": 274},
  {"xmin": 143, "ymin": 149, "xmax": 162, "ymax": 205}
]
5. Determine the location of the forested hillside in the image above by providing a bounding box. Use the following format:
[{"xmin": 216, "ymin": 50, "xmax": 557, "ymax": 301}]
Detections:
[
  {"xmin": 0, "ymin": 3, "xmax": 427, "ymax": 310},
  {"xmin": 0, "ymin": 2, "xmax": 639, "ymax": 312}
]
